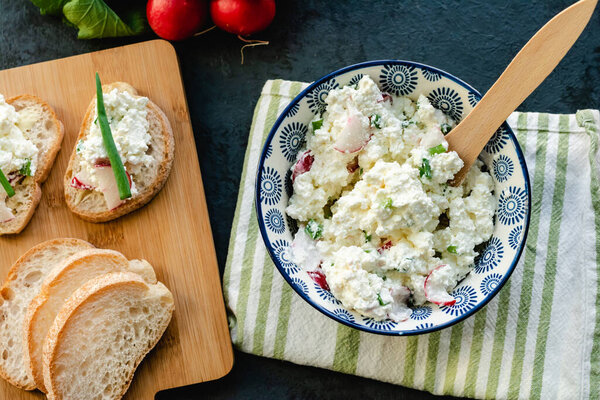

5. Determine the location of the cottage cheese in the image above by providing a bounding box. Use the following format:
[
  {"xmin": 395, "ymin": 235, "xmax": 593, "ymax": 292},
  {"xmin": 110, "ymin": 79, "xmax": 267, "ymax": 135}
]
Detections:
[
  {"xmin": 287, "ymin": 76, "xmax": 495, "ymax": 321},
  {"xmin": 76, "ymin": 89, "xmax": 153, "ymax": 195},
  {"xmin": 0, "ymin": 94, "xmax": 38, "ymax": 179}
]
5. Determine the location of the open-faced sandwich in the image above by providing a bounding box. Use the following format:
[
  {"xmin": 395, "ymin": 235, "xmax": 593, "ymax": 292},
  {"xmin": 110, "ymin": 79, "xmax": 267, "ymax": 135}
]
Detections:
[
  {"xmin": 64, "ymin": 76, "xmax": 174, "ymax": 222},
  {"xmin": 0, "ymin": 94, "xmax": 64, "ymax": 234}
]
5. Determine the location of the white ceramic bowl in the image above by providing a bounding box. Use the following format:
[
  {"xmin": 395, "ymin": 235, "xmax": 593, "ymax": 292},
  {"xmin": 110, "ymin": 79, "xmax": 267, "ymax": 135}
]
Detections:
[{"xmin": 255, "ymin": 61, "xmax": 531, "ymax": 335}]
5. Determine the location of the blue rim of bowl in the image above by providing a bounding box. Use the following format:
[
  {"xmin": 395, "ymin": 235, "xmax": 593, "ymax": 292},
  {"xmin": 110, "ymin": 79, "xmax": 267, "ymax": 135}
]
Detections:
[{"xmin": 255, "ymin": 60, "xmax": 532, "ymax": 336}]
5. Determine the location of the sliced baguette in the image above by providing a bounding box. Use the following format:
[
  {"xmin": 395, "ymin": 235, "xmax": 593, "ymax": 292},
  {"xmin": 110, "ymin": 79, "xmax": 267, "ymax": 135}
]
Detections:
[
  {"xmin": 43, "ymin": 272, "xmax": 174, "ymax": 400},
  {"xmin": 63, "ymin": 82, "xmax": 175, "ymax": 223},
  {"xmin": 1, "ymin": 95, "xmax": 64, "ymax": 235},
  {"xmin": 24, "ymin": 249, "xmax": 157, "ymax": 392},
  {"xmin": 0, "ymin": 238, "xmax": 93, "ymax": 389}
]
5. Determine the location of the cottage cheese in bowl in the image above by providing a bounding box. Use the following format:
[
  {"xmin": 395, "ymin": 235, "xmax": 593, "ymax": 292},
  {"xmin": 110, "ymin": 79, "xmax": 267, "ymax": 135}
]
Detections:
[{"xmin": 286, "ymin": 76, "xmax": 496, "ymax": 322}]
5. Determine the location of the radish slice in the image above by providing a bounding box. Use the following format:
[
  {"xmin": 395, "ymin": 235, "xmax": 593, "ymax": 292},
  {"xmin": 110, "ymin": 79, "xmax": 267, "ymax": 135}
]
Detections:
[
  {"xmin": 388, "ymin": 286, "xmax": 411, "ymax": 322},
  {"xmin": 291, "ymin": 229, "xmax": 322, "ymax": 271},
  {"xmin": 334, "ymin": 113, "xmax": 371, "ymax": 153},
  {"xmin": 292, "ymin": 151, "xmax": 314, "ymax": 182},
  {"xmin": 424, "ymin": 265, "xmax": 456, "ymax": 306},
  {"xmin": 70, "ymin": 176, "xmax": 94, "ymax": 191},
  {"xmin": 0, "ymin": 194, "xmax": 14, "ymax": 223},
  {"xmin": 377, "ymin": 92, "xmax": 393, "ymax": 105},
  {"xmin": 377, "ymin": 240, "xmax": 393, "ymax": 254},
  {"xmin": 95, "ymin": 165, "xmax": 125, "ymax": 210},
  {"xmin": 307, "ymin": 269, "xmax": 329, "ymax": 291}
]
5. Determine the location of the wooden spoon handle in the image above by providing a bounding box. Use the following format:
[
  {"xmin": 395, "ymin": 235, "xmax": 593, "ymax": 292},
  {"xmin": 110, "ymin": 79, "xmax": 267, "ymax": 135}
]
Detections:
[{"xmin": 447, "ymin": 0, "xmax": 597, "ymax": 185}]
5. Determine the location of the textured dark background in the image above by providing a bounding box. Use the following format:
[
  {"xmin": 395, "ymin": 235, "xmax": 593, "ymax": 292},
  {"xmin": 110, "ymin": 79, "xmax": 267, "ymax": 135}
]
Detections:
[{"xmin": 1, "ymin": 0, "xmax": 599, "ymax": 399}]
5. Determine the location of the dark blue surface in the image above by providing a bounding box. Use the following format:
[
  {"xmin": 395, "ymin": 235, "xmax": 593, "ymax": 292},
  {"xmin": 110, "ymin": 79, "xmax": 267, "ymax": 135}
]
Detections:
[{"xmin": 1, "ymin": 1, "xmax": 598, "ymax": 399}]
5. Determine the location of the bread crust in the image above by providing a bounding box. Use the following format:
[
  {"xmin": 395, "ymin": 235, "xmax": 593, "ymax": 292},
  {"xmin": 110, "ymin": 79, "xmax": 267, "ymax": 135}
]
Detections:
[
  {"xmin": 43, "ymin": 272, "xmax": 174, "ymax": 400},
  {"xmin": 0, "ymin": 238, "xmax": 93, "ymax": 389},
  {"xmin": 64, "ymin": 82, "xmax": 175, "ymax": 223},
  {"xmin": 0, "ymin": 95, "xmax": 64, "ymax": 235},
  {"xmin": 23, "ymin": 248, "xmax": 129, "ymax": 392}
]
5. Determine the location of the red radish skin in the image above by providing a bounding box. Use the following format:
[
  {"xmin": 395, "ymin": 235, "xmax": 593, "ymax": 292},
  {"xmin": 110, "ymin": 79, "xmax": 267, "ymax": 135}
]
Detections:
[
  {"xmin": 147, "ymin": 0, "xmax": 208, "ymax": 41},
  {"xmin": 377, "ymin": 92, "xmax": 393, "ymax": 105},
  {"xmin": 210, "ymin": 0, "xmax": 276, "ymax": 36},
  {"xmin": 377, "ymin": 240, "xmax": 392, "ymax": 254},
  {"xmin": 292, "ymin": 151, "xmax": 314, "ymax": 182},
  {"xmin": 307, "ymin": 269, "xmax": 330, "ymax": 291},
  {"xmin": 70, "ymin": 176, "xmax": 95, "ymax": 191},
  {"xmin": 424, "ymin": 265, "xmax": 457, "ymax": 306}
]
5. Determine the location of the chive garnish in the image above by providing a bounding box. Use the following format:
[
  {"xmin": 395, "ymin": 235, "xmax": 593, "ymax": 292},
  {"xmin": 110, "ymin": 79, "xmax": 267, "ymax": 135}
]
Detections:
[
  {"xmin": 0, "ymin": 170, "xmax": 14, "ymax": 197},
  {"xmin": 377, "ymin": 293, "xmax": 388, "ymax": 306},
  {"xmin": 447, "ymin": 245, "xmax": 458, "ymax": 254},
  {"xmin": 312, "ymin": 119, "xmax": 323, "ymax": 132},
  {"xmin": 95, "ymin": 73, "xmax": 131, "ymax": 200},
  {"xmin": 363, "ymin": 230, "xmax": 372, "ymax": 242},
  {"xmin": 369, "ymin": 114, "xmax": 382, "ymax": 129},
  {"xmin": 305, "ymin": 219, "xmax": 323, "ymax": 240},
  {"xmin": 383, "ymin": 198, "xmax": 393, "ymax": 210},
  {"xmin": 441, "ymin": 123, "xmax": 452, "ymax": 134},
  {"xmin": 19, "ymin": 159, "xmax": 32, "ymax": 176},
  {"xmin": 419, "ymin": 158, "xmax": 432, "ymax": 179},
  {"xmin": 428, "ymin": 144, "xmax": 446, "ymax": 156}
]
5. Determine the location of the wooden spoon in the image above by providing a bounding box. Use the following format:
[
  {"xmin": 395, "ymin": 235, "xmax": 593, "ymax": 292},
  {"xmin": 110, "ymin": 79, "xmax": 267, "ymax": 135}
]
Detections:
[{"xmin": 447, "ymin": 0, "xmax": 597, "ymax": 185}]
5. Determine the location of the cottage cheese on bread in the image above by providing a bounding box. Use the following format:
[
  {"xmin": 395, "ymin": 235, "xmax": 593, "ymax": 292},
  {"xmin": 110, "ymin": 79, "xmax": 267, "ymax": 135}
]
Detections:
[{"xmin": 287, "ymin": 76, "xmax": 495, "ymax": 321}]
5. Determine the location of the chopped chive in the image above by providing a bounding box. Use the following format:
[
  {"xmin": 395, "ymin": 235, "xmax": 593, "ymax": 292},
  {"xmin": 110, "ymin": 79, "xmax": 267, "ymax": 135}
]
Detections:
[
  {"xmin": 359, "ymin": 167, "xmax": 363, "ymax": 176},
  {"xmin": 305, "ymin": 219, "xmax": 323, "ymax": 240},
  {"xmin": 363, "ymin": 230, "xmax": 372, "ymax": 242},
  {"xmin": 0, "ymin": 170, "xmax": 15, "ymax": 197},
  {"xmin": 377, "ymin": 293, "xmax": 388, "ymax": 306},
  {"xmin": 382, "ymin": 276, "xmax": 387, "ymax": 281},
  {"xmin": 419, "ymin": 158, "xmax": 432, "ymax": 179},
  {"xmin": 19, "ymin": 159, "xmax": 32, "ymax": 176},
  {"xmin": 401, "ymin": 120, "xmax": 416, "ymax": 128},
  {"xmin": 447, "ymin": 245, "xmax": 458, "ymax": 254},
  {"xmin": 95, "ymin": 73, "xmax": 131, "ymax": 200},
  {"xmin": 369, "ymin": 114, "xmax": 382, "ymax": 129},
  {"xmin": 364, "ymin": 249, "xmax": 372, "ymax": 253},
  {"xmin": 428, "ymin": 144, "xmax": 447, "ymax": 156},
  {"xmin": 382, "ymin": 198, "xmax": 394, "ymax": 210},
  {"xmin": 76, "ymin": 140, "xmax": 84, "ymax": 154},
  {"xmin": 312, "ymin": 119, "xmax": 323, "ymax": 132},
  {"xmin": 441, "ymin": 123, "xmax": 452, "ymax": 134}
]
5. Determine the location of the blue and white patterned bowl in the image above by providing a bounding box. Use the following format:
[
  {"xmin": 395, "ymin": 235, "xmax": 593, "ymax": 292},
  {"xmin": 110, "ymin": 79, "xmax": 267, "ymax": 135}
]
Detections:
[{"xmin": 255, "ymin": 61, "xmax": 531, "ymax": 336}]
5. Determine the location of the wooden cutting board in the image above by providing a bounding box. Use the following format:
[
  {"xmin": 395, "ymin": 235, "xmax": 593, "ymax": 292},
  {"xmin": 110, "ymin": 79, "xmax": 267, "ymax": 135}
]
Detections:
[{"xmin": 0, "ymin": 40, "xmax": 234, "ymax": 399}]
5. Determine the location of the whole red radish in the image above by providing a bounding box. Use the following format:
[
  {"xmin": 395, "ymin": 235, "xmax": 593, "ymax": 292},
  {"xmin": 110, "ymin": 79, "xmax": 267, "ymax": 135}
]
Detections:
[
  {"xmin": 147, "ymin": 0, "xmax": 208, "ymax": 41},
  {"xmin": 210, "ymin": 0, "xmax": 276, "ymax": 36}
]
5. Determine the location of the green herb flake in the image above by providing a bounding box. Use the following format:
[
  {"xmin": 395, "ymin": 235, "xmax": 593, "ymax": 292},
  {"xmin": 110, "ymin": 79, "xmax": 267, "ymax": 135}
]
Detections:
[
  {"xmin": 359, "ymin": 167, "xmax": 363, "ymax": 176},
  {"xmin": 441, "ymin": 123, "xmax": 452, "ymax": 134},
  {"xmin": 76, "ymin": 140, "xmax": 84, "ymax": 154},
  {"xmin": 370, "ymin": 114, "xmax": 382, "ymax": 129},
  {"xmin": 305, "ymin": 219, "xmax": 323, "ymax": 240},
  {"xmin": 401, "ymin": 120, "xmax": 416, "ymax": 128},
  {"xmin": 363, "ymin": 230, "xmax": 372, "ymax": 243},
  {"xmin": 419, "ymin": 158, "xmax": 432, "ymax": 179},
  {"xmin": 447, "ymin": 245, "xmax": 458, "ymax": 254},
  {"xmin": 383, "ymin": 198, "xmax": 394, "ymax": 210},
  {"xmin": 428, "ymin": 144, "xmax": 447, "ymax": 156},
  {"xmin": 377, "ymin": 293, "xmax": 388, "ymax": 306},
  {"xmin": 382, "ymin": 276, "xmax": 387, "ymax": 281},
  {"xmin": 364, "ymin": 249, "xmax": 372, "ymax": 253},
  {"xmin": 312, "ymin": 119, "xmax": 323, "ymax": 132},
  {"xmin": 0, "ymin": 169, "xmax": 15, "ymax": 197},
  {"xmin": 19, "ymin": 159, "xmax": 32, "ymax": 177}
]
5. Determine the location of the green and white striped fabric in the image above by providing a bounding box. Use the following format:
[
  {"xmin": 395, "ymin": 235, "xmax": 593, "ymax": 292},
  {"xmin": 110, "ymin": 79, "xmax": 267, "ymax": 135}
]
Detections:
[{"xmin": 223, "ymin": 79, "xmax": 600, "ymax": 399}]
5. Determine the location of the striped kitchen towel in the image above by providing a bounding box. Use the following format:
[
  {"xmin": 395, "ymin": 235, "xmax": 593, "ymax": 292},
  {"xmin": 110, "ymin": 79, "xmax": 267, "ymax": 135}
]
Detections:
[{"xmin": 223, "ymin": 79, "xmax": 600, "ymax": 399}]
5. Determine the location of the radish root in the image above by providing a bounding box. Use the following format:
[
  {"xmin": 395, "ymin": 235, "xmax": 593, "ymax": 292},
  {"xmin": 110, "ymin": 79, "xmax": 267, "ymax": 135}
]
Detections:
[
  {"xmin": 193, "ymin": 25, "xmax": 216, "ymax": 37},
  {"xmin": 238, "ymin": 35, "xmax": 269, "ymax": 64}
]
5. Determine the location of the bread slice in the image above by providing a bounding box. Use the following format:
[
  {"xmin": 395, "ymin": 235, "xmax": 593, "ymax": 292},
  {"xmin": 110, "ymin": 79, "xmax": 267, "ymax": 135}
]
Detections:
[
  {"xmin": 24, "ymin": 249, "xmax": 157, "ymax": 392},
  {"xmin": 0, "ymin": 238, "xmax": 93, "ymax": 390},
  {"xmin": 43, "ymin": 272, "xmax": 174, "ymax": 400},
  {"xmin": 63, "ymin": 82, "xmax": 175, "ymax": 223},
  {"xmin": 1, "ymin": 95, "xmax": 64, "ymax": 235}
]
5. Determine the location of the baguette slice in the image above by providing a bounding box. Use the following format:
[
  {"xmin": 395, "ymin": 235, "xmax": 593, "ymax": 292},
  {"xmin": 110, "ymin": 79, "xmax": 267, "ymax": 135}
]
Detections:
[
  {"xmin": 63, "ymin": 82, "xmax": 174, "ymax": 223},
  {"xmin": 1, "ymin": 95, "xmax": 64, "ymax": 235},
  {"xmin": 0, "ymin": 238, "xmax": 93, "ymax": 389},
  {"xmin": 24, "ymin": 249, "xmax": 157, "ymax": 392},
  {"xmin": 43, "ymin": 272, "xmax": 174, "ymax": 400}
]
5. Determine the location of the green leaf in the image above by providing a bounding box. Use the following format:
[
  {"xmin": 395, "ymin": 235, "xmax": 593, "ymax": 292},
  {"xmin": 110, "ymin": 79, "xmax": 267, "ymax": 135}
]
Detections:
[
  {"xmin": 428, "ymin": 144, "xmax": 447, "ymax": 156},
  {"xmin": 30, "ymin": 0, "xmax": 146, "ymax": 39},
  {"xmin": 305, "ymin": 219, "xmax": 323, "ymax": 240},
  {"xmin": 447, "ymin": 245, "xmax": 458, "ymax": 254},
  {"xmin": 312, "ymin": 119, "xmax": 323, "ymax": 132},
  {"xmin": 30, "ymin": 0, "xmax": 69, "ymax": 15},
  {"xmin": 419, "ymin": 158, "xmax": 432, "ymax": 179},
  {"xmin": 19, "ymin": 160, "xmax": 32, "ymax": 177}
]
